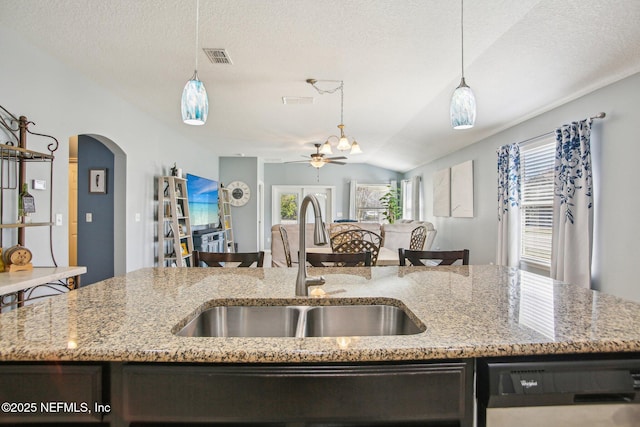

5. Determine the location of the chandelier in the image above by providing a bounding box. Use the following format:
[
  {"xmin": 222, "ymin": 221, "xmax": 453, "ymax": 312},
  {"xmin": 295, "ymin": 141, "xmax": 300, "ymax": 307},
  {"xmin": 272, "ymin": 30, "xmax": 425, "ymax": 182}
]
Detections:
[{"xmin": 306, "ymin": 79, "xmax": 363, "ymax": 155}]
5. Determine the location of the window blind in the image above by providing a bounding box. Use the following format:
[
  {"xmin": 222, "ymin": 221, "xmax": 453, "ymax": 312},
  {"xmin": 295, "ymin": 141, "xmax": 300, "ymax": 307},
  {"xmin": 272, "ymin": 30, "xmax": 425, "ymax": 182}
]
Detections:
[{"xmin": 520, "ymin": 137, "xmax": 555, "ymax": 267}]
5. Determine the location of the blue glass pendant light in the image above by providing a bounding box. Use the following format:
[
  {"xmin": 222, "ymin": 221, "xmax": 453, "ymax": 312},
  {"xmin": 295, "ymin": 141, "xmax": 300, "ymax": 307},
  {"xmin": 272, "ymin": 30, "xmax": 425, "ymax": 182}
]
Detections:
[
  {"xmin": 182, "ymin": 71, "xmax": 208, "ymax": 125},
  {"xmin": 450, "ymin": 0, "xmax": 476, "ymax": 129},
  {"xmin": 181, "ymin": 0, "xmax": 208, "ymax": 125}
]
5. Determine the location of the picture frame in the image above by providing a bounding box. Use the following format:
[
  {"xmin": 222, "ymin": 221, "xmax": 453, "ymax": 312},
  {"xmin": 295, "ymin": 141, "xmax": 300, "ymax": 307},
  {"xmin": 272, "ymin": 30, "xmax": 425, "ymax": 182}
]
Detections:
[{"xmin": 89, "ymin": 168, "xmax": 107, "ymax": 194}]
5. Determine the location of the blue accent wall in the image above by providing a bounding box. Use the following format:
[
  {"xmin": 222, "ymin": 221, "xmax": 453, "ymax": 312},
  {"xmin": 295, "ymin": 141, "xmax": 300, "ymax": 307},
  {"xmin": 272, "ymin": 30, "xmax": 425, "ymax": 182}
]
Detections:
[{"xmin": 77, "ymin": 135, "xmax": 115, "ymax": 285}]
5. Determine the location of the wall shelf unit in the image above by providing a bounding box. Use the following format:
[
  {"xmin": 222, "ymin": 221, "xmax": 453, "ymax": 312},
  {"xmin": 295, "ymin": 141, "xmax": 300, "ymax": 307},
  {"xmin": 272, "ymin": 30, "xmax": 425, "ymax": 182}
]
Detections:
[
  {"xmin": 0, "ymin": 106, "xmax": 79, "ymax": 310},
  {"xmin": 0, "ymin": 107, "xmax": 58, "ymax": 253},
  {"xmin": 157, "ymin": 176, "xmax": 194, "ymax": 267},
  {"xmin": 0, "ymin": 143, "xmax": 56, "ymax": 236}
]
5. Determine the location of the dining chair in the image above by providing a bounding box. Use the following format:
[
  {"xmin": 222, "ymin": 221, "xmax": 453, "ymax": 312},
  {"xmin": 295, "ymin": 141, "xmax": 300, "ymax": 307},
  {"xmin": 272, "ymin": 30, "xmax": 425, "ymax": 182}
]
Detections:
[
  {"xmin": 398, "ymin": 248, "xmax": 470, "ymax": 266},
  {"xmin": 330, "ymin": 229, "xmax": 381, "ymax": 250},
  {"xmin": 329, "ymin": 225, "xmax": 364, "ymax": 249},
  {"xmin": 409, "ymin": 225, "xmax": 428, "ymax": 251},
  {"xmin": 329, "ymin": 223, "xmax": 361, "ymax": 238},
  {"xmin": 278, "ymin": 225, "xmax": 293, "ymax": 267},
  {"xmin": 192, "ymin": 251, "xmax": 265, "ymax": 267},
  {"xmin": 332, "ymin": 230, "xmax": 383, "ymax": 266},
  {"xmin": 306, "ymin": 251, "xmax": 372, "ymax": 267}
]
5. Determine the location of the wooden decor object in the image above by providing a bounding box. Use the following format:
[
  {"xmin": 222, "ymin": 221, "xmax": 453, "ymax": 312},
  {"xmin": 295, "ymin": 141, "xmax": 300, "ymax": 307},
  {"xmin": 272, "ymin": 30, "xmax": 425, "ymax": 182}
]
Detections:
[{"xmin": 3, "ymin": 245, "xmax": 34, "ymax": 272}]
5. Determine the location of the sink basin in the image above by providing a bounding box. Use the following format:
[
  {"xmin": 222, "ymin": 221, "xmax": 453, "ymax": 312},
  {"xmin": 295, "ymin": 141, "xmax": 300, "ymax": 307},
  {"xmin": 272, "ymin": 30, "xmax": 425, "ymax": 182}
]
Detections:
[
  {"xmin": 176, "ymin": 303, "xmax": 424, "ymax": 338},
  {"xmin": 176, "ymin": 306, "xmax": 300, "ymax": 337},
  {"xmin": 303, "ymin": 305, "xmax": 422, "ymax": 336}
]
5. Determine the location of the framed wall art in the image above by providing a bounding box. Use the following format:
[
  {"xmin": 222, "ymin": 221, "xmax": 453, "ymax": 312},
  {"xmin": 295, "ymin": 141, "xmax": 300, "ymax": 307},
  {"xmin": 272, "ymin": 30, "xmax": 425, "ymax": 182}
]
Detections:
[
  {"xmin": 433, "ymin": 168, "xmax": 451, "ymax": 217},
  {"xmin": 89, "ymin": 168, "xmax": 107, "ymax": 194},
  {"xmin": 451, "ymin": 160, "xmax": 474, "ymax": 217}
]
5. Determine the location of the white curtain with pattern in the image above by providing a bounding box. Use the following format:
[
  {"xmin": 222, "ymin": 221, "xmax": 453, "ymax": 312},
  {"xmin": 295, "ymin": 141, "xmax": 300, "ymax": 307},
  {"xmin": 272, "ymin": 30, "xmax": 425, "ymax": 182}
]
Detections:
[
  {"xmin": 551, "ymin": 119, "xmax": 593, "ymax": 288},
  {"xmin": 497, "ymin": 143, "xmax": 521, "ymax": 267}
]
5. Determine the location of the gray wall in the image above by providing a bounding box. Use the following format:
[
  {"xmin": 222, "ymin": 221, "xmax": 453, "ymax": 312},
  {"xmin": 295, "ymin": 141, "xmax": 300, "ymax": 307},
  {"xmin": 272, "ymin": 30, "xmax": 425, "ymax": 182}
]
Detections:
[
  {"xmin": 77, "ymin": 135, "xmax": 114, "ymax": 285},
  {"xmin": 264, "ymin": 162, "xmax": 402, "ymax": 249},
  {"xmin": 220, "ymin": 157, "xmax": 260, "ymax": 252},
  {"xmin": 405, "ymin": 71, "xmax": 640, "ymax": 302}
]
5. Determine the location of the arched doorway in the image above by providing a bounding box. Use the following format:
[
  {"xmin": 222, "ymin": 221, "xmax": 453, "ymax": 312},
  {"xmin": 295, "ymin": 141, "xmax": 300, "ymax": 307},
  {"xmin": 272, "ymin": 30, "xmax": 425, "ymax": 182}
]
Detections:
[{"xmin": 69, "ymin": 134, "xmax": 126, "ymax": 285}]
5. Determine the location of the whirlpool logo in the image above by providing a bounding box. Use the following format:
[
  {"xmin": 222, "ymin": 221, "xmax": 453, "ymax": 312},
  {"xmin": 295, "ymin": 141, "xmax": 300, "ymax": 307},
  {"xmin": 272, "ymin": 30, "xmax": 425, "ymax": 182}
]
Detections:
[{"xmin": 520, "ymin": 379, "xmax": 539, "ymax": 389}]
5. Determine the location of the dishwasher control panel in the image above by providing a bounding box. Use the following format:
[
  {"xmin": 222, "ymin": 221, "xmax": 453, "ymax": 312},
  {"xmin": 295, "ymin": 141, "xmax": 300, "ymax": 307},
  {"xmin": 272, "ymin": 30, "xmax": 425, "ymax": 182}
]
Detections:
[{"xmin": 479, "ymin": 357, "xmax": 640, "ymax": 407}]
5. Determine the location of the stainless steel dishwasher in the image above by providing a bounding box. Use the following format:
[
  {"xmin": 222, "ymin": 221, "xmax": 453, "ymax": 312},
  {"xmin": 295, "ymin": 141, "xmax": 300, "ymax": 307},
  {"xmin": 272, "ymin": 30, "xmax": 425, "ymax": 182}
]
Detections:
[{"xmin": 477, "ymin": 356, "xmax": 640, "ymax": 427}]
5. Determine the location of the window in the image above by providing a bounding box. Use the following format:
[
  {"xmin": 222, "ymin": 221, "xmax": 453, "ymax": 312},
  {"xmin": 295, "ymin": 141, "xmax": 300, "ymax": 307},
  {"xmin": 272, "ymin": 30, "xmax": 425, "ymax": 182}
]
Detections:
[
  {"xmin": 272, "ymin": 186, "xmax": 334, "ymax": 225},
  {"xmin": 401, "ymin": 179, "xmax": 413, "ymax": 219},
  {"xmin": 354, "ymin": 183, "xmax": 390, "ymax": 223},
  {"xmin": 520, "ymin": 136, "xmax": 555, "ymax": 268},
  {"xmin": 401, "ymin": 176, "xmax": 422, "ymax": 220}
]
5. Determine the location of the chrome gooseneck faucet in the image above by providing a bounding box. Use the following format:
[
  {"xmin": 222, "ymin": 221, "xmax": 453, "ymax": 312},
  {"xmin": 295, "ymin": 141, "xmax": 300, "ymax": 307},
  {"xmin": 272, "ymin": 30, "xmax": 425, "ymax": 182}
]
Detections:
[{"xmin": 295, "ymin": 194, "xmax": 328, "ymax": 296}]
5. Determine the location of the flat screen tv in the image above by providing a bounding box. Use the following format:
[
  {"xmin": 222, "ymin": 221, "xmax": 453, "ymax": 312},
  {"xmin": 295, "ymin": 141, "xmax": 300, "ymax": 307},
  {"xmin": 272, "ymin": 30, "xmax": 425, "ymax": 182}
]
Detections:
[{"xmin": 186, "ymin": 173, "xmax": 219, "ymax": 230}]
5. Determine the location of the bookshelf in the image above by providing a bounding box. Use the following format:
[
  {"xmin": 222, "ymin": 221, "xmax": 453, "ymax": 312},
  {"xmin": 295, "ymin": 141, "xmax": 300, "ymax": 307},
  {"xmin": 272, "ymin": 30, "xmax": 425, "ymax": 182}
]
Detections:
[{"xmin": 157, "ymin": 176, "xmax": 194, "ymax": 266}]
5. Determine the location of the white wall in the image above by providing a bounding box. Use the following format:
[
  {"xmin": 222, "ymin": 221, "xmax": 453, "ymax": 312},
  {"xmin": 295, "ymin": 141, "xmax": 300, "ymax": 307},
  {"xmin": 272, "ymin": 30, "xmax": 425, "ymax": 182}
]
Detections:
[
  {"xmin": 0, "ymin": 26, "xmax": 219, "ymax": 272},
  {"xmin": 406, "ymin": 71, "xmax": 640, "ymax": 302}
]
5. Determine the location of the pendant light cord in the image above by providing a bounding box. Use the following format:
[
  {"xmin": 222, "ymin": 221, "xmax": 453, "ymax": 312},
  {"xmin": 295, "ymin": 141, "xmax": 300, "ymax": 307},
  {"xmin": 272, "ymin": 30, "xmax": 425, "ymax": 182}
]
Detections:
[
  {"xmin": 460, "ymin": 0, "xmax": 465, "ymax": 79},
  {"xmin": 340, "ymin": 81, "xmax": 344, "ymax": 125},
  {"xmin": 194, "ymin": 0, "xmax": 200, "ymax": 72}
]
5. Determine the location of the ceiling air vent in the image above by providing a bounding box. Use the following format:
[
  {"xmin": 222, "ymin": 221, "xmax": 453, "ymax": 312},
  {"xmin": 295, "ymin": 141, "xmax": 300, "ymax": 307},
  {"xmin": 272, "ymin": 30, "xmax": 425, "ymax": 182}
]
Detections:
[
  {"xmin": 203, "ymin": 48, "xmax": 233, "ymax": 65},
  {"xmin": 282, "ymin": 97, "xmax": 314, "ymax": 105}
]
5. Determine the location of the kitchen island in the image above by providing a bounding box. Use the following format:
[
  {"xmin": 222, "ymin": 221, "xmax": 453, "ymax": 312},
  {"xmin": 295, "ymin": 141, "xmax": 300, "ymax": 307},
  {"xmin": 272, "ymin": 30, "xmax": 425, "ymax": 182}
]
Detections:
[{"xmin": 0, "ymin": 265, "xmax": 639, "ymax": 426}]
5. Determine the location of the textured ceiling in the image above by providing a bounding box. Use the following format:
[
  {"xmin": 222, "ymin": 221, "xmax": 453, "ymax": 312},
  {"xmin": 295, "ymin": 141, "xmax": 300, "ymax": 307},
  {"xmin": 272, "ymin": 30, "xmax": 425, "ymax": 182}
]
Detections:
[{"xmin": 1, "ymin": 0, "xmax": 639, "ymax": 172}]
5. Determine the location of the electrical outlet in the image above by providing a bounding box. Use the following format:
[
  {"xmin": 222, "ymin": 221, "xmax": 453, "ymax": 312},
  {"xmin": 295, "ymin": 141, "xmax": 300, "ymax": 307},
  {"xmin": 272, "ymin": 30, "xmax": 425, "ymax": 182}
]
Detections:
[
  {"xmin": 86, "ymin": 213, "xmax": 93, "ymax": 222},
  {"xmin": 135, "ymin": 213, "xmax": 141, "ymax": 222}
]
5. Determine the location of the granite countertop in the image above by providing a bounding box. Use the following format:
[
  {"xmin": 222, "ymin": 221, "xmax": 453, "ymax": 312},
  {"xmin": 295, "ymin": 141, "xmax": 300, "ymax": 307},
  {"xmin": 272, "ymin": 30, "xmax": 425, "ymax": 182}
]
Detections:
[{"xmin": 1, "ymin": 265, "xmax": 640, "ymax": 363}]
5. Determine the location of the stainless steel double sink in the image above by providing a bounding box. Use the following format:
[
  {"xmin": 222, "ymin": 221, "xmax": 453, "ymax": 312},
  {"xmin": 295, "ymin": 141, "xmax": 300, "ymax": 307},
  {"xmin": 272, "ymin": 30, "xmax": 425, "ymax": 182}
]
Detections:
[{"xmin": 176, "ymin": 303, "xmax": 424, "ymax": 338}]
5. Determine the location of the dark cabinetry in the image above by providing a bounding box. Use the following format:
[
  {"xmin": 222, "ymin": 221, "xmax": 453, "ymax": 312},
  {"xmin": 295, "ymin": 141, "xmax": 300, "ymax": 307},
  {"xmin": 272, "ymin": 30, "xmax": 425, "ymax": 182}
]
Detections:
[
  {"xmin": 0, "ymin": 364, "xmax": 105, "ymax": 423},
  {"xmin": 0, "ymin": 361, "xmax": 474, "ymax": 426},
  {"xmin": 121, "ymin": 362, "xmax": 473, "ymax": 425}
]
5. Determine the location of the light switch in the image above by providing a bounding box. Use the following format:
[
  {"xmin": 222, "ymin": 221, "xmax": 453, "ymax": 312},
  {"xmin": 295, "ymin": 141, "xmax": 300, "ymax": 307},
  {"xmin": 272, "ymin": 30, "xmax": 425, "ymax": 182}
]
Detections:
[
  {"xmin": 135, "ymin": 213, "xmax": 141, "ymax": 222},
  {"xmin": 32, "ymin": 179, "xmax": 47, "ymax": 190},
  {"xmin": 86, "ymin": 213, "xmax": 93, "ymax": 222},
  {"xmin": 55, "ymin": 213, "xmax": 63, "ymax": 226}
]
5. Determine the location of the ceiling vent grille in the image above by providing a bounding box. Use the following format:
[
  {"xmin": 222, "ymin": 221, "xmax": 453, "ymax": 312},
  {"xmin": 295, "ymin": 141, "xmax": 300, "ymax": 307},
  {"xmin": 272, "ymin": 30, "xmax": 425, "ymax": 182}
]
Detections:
[
  {"xmin": 203, "ymin": 48, "xmax": 233, "ymax": 64},
  {"xmin": 282, "ymin": 96, "xmax": 315, "ymax": 105}
]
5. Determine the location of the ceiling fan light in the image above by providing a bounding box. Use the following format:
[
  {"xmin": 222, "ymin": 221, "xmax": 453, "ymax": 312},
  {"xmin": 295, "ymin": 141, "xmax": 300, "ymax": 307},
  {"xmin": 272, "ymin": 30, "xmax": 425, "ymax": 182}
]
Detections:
[
  {"xmin": 319, "ymin": 141, "xmax": 333, "ymax": 154},
  {"xmin": 450, "ymin": 78, "xmax": 476, "ymax": 130},
  {"xmin": 350, "ymin": 140, "xmax": 363, "ymax": 154},
  {"xmin": 182, "ymin": 71, "xmax": 209, "ymax": 125},
  {"xmin": 310, "ymin": 159, "xmax": 326, "ymax": 168}
]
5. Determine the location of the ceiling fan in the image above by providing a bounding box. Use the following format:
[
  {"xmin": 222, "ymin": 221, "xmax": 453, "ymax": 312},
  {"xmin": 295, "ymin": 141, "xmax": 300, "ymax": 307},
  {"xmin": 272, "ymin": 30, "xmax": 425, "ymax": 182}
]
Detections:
[{"xmin": 287, "ymin": 143, "xmax": 347, "ymax": 169}]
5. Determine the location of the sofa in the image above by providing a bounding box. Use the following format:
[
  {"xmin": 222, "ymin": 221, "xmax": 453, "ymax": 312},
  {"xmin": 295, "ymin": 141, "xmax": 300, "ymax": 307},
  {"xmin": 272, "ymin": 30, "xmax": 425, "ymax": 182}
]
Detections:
[{"xmin": 270, "ymin": 220, "xmax": 436, "ymax": 267}]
